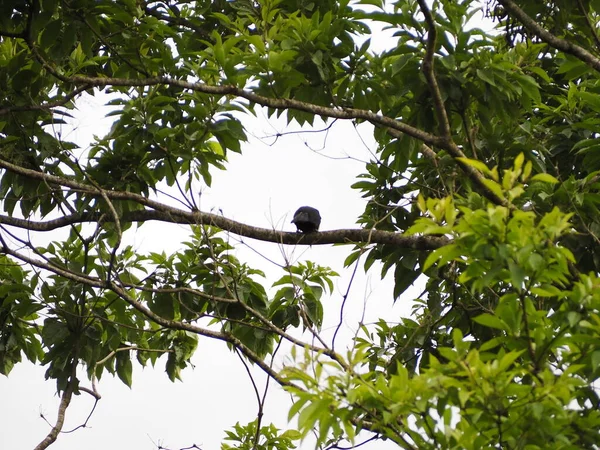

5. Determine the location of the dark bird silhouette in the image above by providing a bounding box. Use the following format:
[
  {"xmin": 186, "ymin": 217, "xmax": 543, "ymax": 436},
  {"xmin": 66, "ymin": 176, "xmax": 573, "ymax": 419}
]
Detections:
[{"xmin": 292, "ymin": 206, "xmax": 321, "ymax": 233}]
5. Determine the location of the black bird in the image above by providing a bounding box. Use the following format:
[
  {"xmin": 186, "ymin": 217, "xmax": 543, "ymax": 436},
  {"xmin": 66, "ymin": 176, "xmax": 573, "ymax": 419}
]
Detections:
[{"xmin": 292, "ymin": 206, "xmax": 321, "ymax": 233}]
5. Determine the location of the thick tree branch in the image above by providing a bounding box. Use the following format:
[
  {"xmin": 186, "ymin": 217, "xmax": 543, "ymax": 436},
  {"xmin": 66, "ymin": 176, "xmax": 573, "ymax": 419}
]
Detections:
[
  {"xmin": 497, "ymin": 0, "xmax": 600, "ymax": 71},
  {"xmin": 411, "ymin": 1, "xmax": 508, "ymax": 207},
  {"xmin": 0, "ymin": 209, "xmax": 449, "ymax": 248},
  {"xmin": 0, "ymin": 159, "xmax": 450, "ymax": 249},
  {"xmin": 416, "ymin": 0, "xmax": 452, "ymax": 140},
  {"xmin": 21, "ymin": 35, "xmax": 442, "ymax": 147},
  {"xmin": 66, "ymin": 74, "xmax": 445, "ymax": 147},
  {"xmin": 19, "ymin": 38, "xmax": 504, "ymax": 206}
]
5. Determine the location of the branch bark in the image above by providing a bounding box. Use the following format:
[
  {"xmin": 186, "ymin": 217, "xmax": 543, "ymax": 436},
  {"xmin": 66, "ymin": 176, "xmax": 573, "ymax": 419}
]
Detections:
[
  {"xmin": 412, "ymin": 0, "xmax": 508, "ymax": 207},
  {"xmin": 34, "ymin": 353, "xmax": 79, "ymax": 450},
  {"xmin": 498, "ymin": 0, "xmax": 600, "ymax": 72},
  {"xmin": 19, "ymin": 38, "xmax": 503, "ymax": 205},
  {"xmin": 0, "ymin": 158, "xmax": 450, "ymax": 249},
  {"xmin": 417, "ymin": 0, "xmax": 452, "ymax": 140},
  {"xmin": 0, "ymin": 240, "xmax": 347, "ymax": 388}
]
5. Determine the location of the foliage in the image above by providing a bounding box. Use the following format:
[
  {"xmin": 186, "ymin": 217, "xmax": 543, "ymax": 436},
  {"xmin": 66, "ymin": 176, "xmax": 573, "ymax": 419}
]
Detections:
[
  {"xmin": 222, "ymin": 420, "xmax": 301, "ymax": 450},
  {"xmin": 2, "ymin": 0, "xmax": 600, "ymax": 448}
]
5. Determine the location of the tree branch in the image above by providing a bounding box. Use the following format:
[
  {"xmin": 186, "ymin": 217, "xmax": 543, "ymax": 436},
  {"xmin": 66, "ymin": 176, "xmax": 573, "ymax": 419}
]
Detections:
[
  {"xmin": 34, "ymin": 350, "xmax": 78, "ymax": 450},
  {"xmin": 410, "ymin": 1, "xmax": 508, "ymax": 207},
  {"xmin": 0, "ymin": 158, "xmax": 450, "ymax": 249},
  {"xmin": 108, "ymin": 281, "xmax": 303, "ymax": 390},
  {"xmin": 0, "ymin": 208, "xmax": 449, "ymax": 248},
  {"xmin": 416, "ymin": 0, "xmax": 452, "ymax": 140},
  {"xmin": 18, "ymin": 37, "xmax": 505, "ymax": 205},
  {"xmin": 142, "ymin": 3, "xmax": 211, "ymax": 39},
  {"xmin": 46, "ymin": 74, "xmax": 447, "ymax": 148},
  {"xmin": 0, "ymin": 242, "xmax": 328, "ymax": 391},
  {"xmin": 497, "ymin": 0, "xmax": 600, "ymax": 72}
]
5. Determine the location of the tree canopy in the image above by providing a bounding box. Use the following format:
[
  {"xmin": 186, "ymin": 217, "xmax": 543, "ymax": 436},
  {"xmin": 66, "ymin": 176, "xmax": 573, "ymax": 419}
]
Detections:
[{"xmin": 2, "ymin": 0, "xmax": 600, "ymax": 448}]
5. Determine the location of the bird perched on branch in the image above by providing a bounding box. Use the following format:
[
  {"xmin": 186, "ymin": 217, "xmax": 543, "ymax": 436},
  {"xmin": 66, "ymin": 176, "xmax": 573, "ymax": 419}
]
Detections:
[{"xmin": 292, "ymin": 206, "xmax": 321, "ymax": 233}]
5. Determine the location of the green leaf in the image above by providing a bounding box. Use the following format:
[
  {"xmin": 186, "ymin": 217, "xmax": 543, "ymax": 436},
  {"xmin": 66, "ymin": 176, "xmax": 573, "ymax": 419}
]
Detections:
[
  {"xmin": 456, "ymin": 157, "xmax": 490, "ymax": 174},
  {"xmin": 422, "ymin": 244, "xmax": 461, "ymax": 271},
  {"xmin": 476, "ymin": 68, "xmax": 496, "ymax": 86},
  {"xmin": 508, "ymin": 261, "xmax": 526, "ymax": 291},
  {"xmin": 473, "ymin": 313, "xmax": 508, "ymax": 331},
  {"xmin": 579, "ymin": 91, "xmax": 600, "ymax": 112},
  {"xmin": 592, "ymin": 351, "xmax": 600, "ymax": 370},
  {"xmin": 497, "ymin": 350, "xmax": 525, "ymax": 372},
  {"xmin": 481, "ymin": 178, "xmax": 505, "ymax": 200},
  {"xmin": 531, "ymin": 173, "xmax": 559, "ymax": 184},
  {"xmin": 116, "ymin": 350, "xmax": 133, "ymax": 388}
]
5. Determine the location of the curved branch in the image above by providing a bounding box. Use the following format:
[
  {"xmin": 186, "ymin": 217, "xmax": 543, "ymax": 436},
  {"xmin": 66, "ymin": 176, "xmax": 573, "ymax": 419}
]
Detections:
[
  {"xmin": 108, "ymin": 281, "xmax": 302, "ymax": 390},
  {"xmin": 21, "ymin": 34, "xmax": 442, "ymax": 147},
  {"xmin": 497, "ymin": 0, "xmax": 600, "ymax": 71},
  {"xmin": 34, "ymin": 348, "xmax": 78, "ymax": 450},
  {"xmin": 383, "ymin": 123, "xmax": 507, "ymax": 207},
  {"xmin": 62, "ymin": 74, "xmax": 445, "ymax": 147},
  {"xmin": 0, "ymin": 85, "xmax": 91, "ymax": 116},
  {"xmin": 0, "ymin": 243, "xmax": 317, "ymax": 391},
  {"xmin": 416, "ymin": 0, "xmax": 452, "ymax": 140},
  {"xmin": 398, "ymin": 1, "xmax": 508, "ymax": 207},
  {"xmin": 34, "ymin": 387, "xmax": 74, "ymax": 450},
  {"xmin": 0, "ymin": 208, "xmax": 449, "ymax": 248},
  {"xmin": 0, "ymin": 158, "xmax": 450, "ymax": 249},
  {"xmin": 14, "ymin": 46, "xmax": 504, "ymax": 205}
]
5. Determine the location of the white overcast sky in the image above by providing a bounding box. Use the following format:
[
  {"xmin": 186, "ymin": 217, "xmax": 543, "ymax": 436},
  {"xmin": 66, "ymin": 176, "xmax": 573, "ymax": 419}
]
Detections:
[{"xmin": 0, "ymin": 7, "xmax": 493, "ymax": 449}]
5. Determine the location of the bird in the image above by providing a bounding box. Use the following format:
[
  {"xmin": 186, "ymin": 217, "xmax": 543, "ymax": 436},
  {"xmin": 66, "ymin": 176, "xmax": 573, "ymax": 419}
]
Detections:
[{"xmin": 291, "ymin": 206, "xmax": 321, "ymax": 233}]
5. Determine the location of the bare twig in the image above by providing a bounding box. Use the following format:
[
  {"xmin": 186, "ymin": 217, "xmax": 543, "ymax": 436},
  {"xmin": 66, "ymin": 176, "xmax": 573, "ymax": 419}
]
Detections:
[
  {"xmin": 234, "ymin": 348, "xmax": 264, "ymax": 448},
  {"xmin": 332, "ymin": 248, "xmax": 363, "ymax": 351}
]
